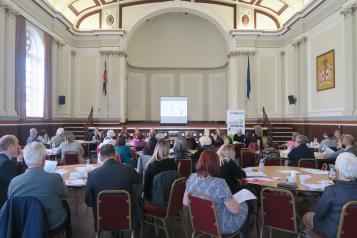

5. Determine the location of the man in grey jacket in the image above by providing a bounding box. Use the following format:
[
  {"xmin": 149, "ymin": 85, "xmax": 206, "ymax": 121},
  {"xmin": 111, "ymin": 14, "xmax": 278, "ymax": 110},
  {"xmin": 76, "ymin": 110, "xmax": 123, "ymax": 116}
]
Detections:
[
  {"xmin": 324, "ymin": 134, "xmax": 357, "ymax": 162},
  {"xmin": 8, "ymin": 142, "xmax": 69, "ymax": 234}
]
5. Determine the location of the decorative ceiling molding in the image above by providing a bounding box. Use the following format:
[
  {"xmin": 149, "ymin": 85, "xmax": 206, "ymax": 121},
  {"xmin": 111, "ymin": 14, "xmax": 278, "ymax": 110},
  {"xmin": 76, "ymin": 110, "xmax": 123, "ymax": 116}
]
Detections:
[{"xmin": 42, "ymin": 0, "xmax": 311, "ymax": 31}]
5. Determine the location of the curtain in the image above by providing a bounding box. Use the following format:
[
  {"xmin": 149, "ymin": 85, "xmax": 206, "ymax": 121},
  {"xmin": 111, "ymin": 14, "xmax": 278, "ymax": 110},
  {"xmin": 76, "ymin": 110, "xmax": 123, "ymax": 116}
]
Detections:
[
  {"xmin": 15, "ymin": 15, "xmax": 26, "ymax": 118},
  {"xmin": 44, "ymin": 32, "xmax": 52, "ymax": 120}
]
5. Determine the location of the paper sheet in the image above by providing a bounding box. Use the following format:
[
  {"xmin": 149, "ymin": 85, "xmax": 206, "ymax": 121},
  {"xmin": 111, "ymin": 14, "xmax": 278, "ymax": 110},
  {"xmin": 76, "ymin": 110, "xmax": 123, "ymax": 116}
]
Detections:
[
  {"xmin": 277, "ymin": 170, "xmax": 301, "ymax": 174},
  {"xmin": 245, "ymin": 171, "xmax": 266, "ymax": 177},
  {"xmin": 55, "ymin": 169, "xmax": 68, "ymax": 176},
  {"xmin": 44, "ymin": 160, "xmax": 57, "ymax": 173},
  {"xmin": 65, "ymin": 179, "xmax": 86, "ymax": 186},
  {"xmin": 300, "ymin": 168, "xmax": 329, "ymax": 175},
  {"xmin": 68, "ymin": 171, "xmax": 85, "ymax": 180},
  {"xmin": 233, "ymin": 189, "xmax": 257, "ymax": 203}
]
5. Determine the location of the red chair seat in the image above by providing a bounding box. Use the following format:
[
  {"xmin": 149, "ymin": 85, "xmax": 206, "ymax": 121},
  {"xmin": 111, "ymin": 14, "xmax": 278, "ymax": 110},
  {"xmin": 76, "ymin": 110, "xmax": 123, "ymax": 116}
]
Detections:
[{"xmin": 143, "ymin": 203, "xmax": 167, "ymax": 218}]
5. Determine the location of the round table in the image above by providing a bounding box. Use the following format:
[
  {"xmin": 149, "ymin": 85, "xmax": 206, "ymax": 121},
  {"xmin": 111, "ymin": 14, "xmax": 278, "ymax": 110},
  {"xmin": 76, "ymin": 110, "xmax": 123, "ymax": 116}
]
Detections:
[
  {"xmin": 57, "ymin": 164, "xmax": 101, "ymax": 187},
  {"xmin": 245, "ymin": 166, "xmax": 331, "ymax": 192}
]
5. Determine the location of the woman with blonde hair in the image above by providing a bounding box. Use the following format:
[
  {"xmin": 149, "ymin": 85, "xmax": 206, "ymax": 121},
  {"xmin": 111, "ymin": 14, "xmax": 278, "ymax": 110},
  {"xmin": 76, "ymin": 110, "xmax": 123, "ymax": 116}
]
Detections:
[
  {"xmin": 217, "ymin": 144, "xmax": 246, "ymax": 193},
  {"xmin": 144, "ymin": 140, "xmax": 177, "ymax": 201},
  {"xmin": 56, "ymin": 132, "xmax": 84, "ymax": 163}
]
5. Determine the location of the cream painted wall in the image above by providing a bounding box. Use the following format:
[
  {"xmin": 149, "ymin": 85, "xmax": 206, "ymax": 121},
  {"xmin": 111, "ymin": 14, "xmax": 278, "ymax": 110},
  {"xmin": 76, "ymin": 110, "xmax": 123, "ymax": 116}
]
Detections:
[{"xmin": 1, "ymin": 0, "xmax": 357, "ymax": 122}]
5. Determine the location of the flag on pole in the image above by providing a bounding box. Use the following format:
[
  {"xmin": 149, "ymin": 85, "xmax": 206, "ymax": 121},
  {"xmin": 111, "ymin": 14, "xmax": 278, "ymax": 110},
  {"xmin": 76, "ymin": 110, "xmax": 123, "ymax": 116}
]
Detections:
[
  {"xmin": 103, "ymin": 60, "xmax": 108, "ymax": 95},
  {"xmin": 246, "ymin": 56, "xmax": 251, "ymax": 100}
]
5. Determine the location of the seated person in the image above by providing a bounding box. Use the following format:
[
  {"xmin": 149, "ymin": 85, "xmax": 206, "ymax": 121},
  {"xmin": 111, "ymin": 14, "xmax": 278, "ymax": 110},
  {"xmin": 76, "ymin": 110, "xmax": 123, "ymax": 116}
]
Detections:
[
  {"xmin": 324, "ymin": 134, "xmax": 357, "ymax": 162},
  {"xmin": 173, "ymin": 136, "xmax": 188, "ymax": 159},
  {"xmin": 303, "ymin": 152, "xmax": 357, "ymax": 238},
  {"xmin": 0, "ymin": 135, "xmax": 25, "ymax": 208},
  {"xmin": 199, "ymin": 129, "xmax": 214, "ymax": 146},
  {"xmin": 221, "ymin": 133, "xmax": 232, "ymax": 145},
  {"xmin": 217, "ymin": 144, "xmax": 246, "ymax": 193},
  {"xmin": 37, "ymin": 129, "xmax": 50, "ymax": 145},
  {"xmin": 115, "ymin": 136, "xmax": 137, "ymax": 167},
  {"xmin": 334, "ymin": 129, "xmax": 343, "ymax": 149},
  {"xmin": 26, "ymin": 128, "xmax": 40, "ymax": 144},
  {"xmin": 85, "ymin": 144, "xmax": 141, "ymax": 230},
  {"xmin": 51, "ymin": 128, "xmax": 65, "ymax": 147},
  {"xmin": 8, "ymin": 142, "xmax": 69, "ymax": 233},
  {"xmin": 100, "ymin": 130, "xmax": 116, "ymax": 147},
  {"xmin": 192, "ymin": 135, "xmax": 214, "ymax": 172},
  {"xmin": 133, "ymin": 132, "xmax": 147, "ymax": 149},
  {"xmin": 120, "ymin": 126, "xmax": 130, "ymax": 140},
  {"xmin": 287, "ymin": 132, "xmax": 300, "ymax": 150},
  {"xmin": 145, "ymin": 128, "xmax": 156, "ymax": 142},
  {"xmin": 87, "ymin": 127, "xmax": 101, "ymax": 141},
  {"xmin": 137, "ymin": 137, "xmax": 158, "ymax": 176},
  {"xmin": 183, "ymin": 149, "xmax": 248, "ymax": 235},
  {"xmin": 56, "ymin": 132, "xmax": 84, "ymax": 163},
  {"xmin": 287, "ymin": 135, "xmax": 315, "ymax": 166},
  {"xmin": 144, "ymin": 141, "xmax": 177, "ymax": 201},
  {"xmin": 319, "ymin": 130, "xmax": 338, "ymax": 152},
  {"xmin": 260, "ymin": 136, "xmax": 280, "ymax": 159},
  {"xmin": 184, "ymin": 130, "xmax": 197, "ymax": 150},
  {"xmin": 233, "ymin": 129, "xmax": 245, "ymax": 144}
]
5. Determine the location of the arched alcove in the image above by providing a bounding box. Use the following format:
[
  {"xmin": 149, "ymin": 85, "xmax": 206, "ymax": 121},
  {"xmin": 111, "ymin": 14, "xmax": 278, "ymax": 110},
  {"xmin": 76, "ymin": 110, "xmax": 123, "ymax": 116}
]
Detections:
[{"xmin": 126, "ymin": 12, "xmax": 228, "ymax": 121}]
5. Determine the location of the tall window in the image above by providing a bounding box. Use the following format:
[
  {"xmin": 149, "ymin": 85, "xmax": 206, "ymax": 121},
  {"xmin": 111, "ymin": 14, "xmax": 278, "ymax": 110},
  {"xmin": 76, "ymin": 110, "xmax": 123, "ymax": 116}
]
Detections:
[{"xmin": 25, "ymin": 26, "xmax": 44, "ymax": 117}]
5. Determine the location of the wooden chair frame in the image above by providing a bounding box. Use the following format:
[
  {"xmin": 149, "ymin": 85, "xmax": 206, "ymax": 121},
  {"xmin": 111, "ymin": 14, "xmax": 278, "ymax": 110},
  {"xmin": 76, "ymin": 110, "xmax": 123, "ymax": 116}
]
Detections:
[
  {"xmin": 140, "ymin": 177, "xmax": 187, "ymax": 238},
  {"xmin": 96, "ymin": 190, "xmax": 132, "ymax": 238},
  {"xmin": 260, "ymin": 187, "xmax": 300, "ymax": 238},
  {"xmin": 188, "ymin": 192, "xmax": 242, "ymax": 238},
  {"xmin": 337, "ymin": 200, "xmax": 357, "ymax": 238},
  {"xmin": 298, "ymin": 158, "xmax": 318, "ymax": 169}
]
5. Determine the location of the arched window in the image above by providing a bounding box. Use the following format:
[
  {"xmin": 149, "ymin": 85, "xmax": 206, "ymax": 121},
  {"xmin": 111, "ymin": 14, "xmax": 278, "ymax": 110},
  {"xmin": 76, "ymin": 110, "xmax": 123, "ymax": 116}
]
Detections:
[{"xmin": 25, "ymin": 25, "xmax": 44, "ymax": 117}]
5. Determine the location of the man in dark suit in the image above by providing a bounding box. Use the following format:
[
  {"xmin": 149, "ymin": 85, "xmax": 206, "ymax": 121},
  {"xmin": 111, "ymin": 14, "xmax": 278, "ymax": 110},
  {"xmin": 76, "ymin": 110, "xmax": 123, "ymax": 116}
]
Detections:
[
  {"xmin": 325, "ymin": 134, "xmax": 357, "ymax": 162},
  {"xmin": 0, "ymin": 135, "xmax": 25, "ymax": 208},
  {"xmin": 85, "ymin": 144, "xmax": 141, "ymax": 233},
  {"xmin": 288, "ymin": 135, "xmax": 315, "ymax": 166}
]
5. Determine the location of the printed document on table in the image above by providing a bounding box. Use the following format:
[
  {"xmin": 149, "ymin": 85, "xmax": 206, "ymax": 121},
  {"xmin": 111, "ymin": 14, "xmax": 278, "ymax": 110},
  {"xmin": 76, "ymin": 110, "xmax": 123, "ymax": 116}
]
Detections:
[{"xmin": 233, "ymin": 189, "xmax": 257, "ymax": 203}]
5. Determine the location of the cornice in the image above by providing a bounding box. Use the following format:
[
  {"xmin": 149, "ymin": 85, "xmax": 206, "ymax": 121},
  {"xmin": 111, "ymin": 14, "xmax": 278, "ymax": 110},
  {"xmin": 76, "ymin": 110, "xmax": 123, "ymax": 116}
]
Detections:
[
  {"xmin": 228, "ymin": 50, "xmax": 256, "ymax": 58},
  {"xmin": 292, "ymin": 36, "xmax": 307, "ymax": 48},
  {"xmin": 100, "ymin": 51, "xmax": 127, "ymax": 57}
]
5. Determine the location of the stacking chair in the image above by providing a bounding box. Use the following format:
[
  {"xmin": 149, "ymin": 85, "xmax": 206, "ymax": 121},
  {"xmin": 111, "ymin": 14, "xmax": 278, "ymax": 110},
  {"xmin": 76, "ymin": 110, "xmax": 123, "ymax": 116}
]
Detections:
[
  {"xmin": 141, "ymin": 177, "xmax": 187, "ymax": 238},
  {"xmin": 264, "ymin": 157, "xmax": 281, "ymax": 166},
  {"xmin": 64, "ymin": 152, "xmax": 79, "ymax": 165},
  {"xmin": 176, "ymin": 159, "xmax": 192, "ymax": 178},
  {"xmin": 298, "ymin": 159, "xmax": 318, "ymax": 169},
  {"xmin": 96, "ymin": 190, "xmax": 132, "ymax": 238},
  {"xmin": 234, "ymin": 143, "xmax": 246, "ymax": 159},
  {"xmin": 188, "ymin": 192, "xmax": 242, "ymax": 238},
  {"xmin": 240, "ymin": 150, "xmax": 257, "ymax": 168},
  {"xmin": 260, "ymin": 187, "xmax": 300, "ymax": 238},
  {"xmin": 336, "ymin": 201, "xmax": 357, "ymax": 238}
]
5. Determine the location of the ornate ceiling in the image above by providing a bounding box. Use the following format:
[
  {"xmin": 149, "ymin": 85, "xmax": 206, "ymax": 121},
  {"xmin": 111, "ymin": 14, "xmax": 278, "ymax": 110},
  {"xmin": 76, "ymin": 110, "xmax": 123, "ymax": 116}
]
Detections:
[{"xmin": 44, "ymin": 0, "xmax": 312, "ymax": 31}]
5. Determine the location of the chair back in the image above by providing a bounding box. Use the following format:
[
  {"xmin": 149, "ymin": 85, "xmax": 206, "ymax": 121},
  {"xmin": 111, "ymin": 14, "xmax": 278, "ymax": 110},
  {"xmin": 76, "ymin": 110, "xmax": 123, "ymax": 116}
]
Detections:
[
  {"xmin": 261, "ymin": 187, "xmax": 297, "ymax": 233},
  {"xmin": 298, "ymin": 159, "xmax": 318, "ymax": 169},
  {"xmin": 240, "ymin": 150, "xmax": 257, "ymax": 168},
  {"xmin": 166, "ymin": 177, "xmax": 187, "ymax": 217},
  {"xmin": 264, "ymin": 157, "xmax": 281, "ymax": 166},
  {"xmin": 248, "ymin": 142, "xmax": 259, "ymax": 151},
  {"xmin": 188, "ymin": 193, "xmax": 220, "ymax": 237},
  {"xmin": 64, "ymin": 152, "xmax": 79, "ymax": 165},
  {"xmin": 176, "ymin": 159, "xmax": 192, "ymax": 178},
  {"xmin": 97, "ymin": 190, "xmax": 131, "ymax": 232},
  {"xmin": 337, "ymin": 201, "xmax": 357, "ymax": 238},
  {"xmin": 234, "ymin": 143, "xmax": 245, "ymax": 158},
  {"xmin": 151, "ymin": 170, "xmax": 180, "ymax": 206},
  {"xmin": 82, "ymin": 143, "xmax": 89, "ymax": 157}
]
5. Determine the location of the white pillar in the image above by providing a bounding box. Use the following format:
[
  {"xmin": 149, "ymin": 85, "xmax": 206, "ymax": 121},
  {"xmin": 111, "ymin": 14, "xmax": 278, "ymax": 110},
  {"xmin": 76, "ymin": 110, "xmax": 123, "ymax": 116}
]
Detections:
[
  {"xmin": 118, "ymin": 52, "xmax": 127, "ymax": 123},
  {"xmin": 5, "ymin": 8, "xmax": 17, "ymax": 116},
  {"xmin": 69, "ymin": 50, "xmax": 77, "ymax": 118},
  {"xmin": 0, "ymin": 5, "xmax": 6, "ymax": 114},
  {"xmin": 298, "ymin": 38, "xmax": 308, "ymax": 117},
  {"xmin": 279, "ymin": 51, "xmax": 286, "ymax": 117},
  {"xmin": 51, "ymin": 41, "xmax": 58, "ymax": 117},
  {"xmin": 227, "ymin": 52, "xmax": 240, "ymax": 110},
  {"xmin": 341, "ymin": 6, "xmax": 356, "ymax": 115}
]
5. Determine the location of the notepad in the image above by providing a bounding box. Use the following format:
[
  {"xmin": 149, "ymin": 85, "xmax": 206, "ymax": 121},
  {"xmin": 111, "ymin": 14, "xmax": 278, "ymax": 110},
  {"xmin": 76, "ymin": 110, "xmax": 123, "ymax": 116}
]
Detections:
[
  {"xmin": 233, "ymin": 189, "xmax": 257, "ymax": 203},
  {"xmin": 65, "ymin": 179, "xmax": 86, "ymax": 186},
  {"xmin": 300, "ymin": 168, "xmax": 329, "ymax": 175},
  {"xmin": 44, "ymin": 160, "xmax": 57, "ymax": 173},
  {"xmin": 245, "ymin": 171, "xmax": 266, "ymax": 177}
]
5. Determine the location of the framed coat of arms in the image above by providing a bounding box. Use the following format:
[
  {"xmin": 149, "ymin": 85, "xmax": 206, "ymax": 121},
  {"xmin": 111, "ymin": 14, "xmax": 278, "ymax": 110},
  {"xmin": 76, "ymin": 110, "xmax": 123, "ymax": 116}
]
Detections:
[{"xmin": 316, "ymin": 49, "xmax": 335, "ymax": 91}]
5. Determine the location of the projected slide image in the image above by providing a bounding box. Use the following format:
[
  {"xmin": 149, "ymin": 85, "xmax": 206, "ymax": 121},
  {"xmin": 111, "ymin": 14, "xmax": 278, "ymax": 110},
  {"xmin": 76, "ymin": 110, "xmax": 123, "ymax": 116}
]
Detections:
[{"xmin": 160, "ymin": 97, "xmax": 188, "ymax": 124}]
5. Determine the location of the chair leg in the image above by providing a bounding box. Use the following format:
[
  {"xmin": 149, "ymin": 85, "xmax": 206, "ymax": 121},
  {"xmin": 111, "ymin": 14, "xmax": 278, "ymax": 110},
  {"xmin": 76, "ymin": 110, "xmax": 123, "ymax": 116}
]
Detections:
[
  {"xmin": 140, "ymin": 221, "xmax": 144, "ymax": 238},
  {"xmin": 154, "ymin": 218, "xmax": 159, "ymax": 237},
  {"xmin": 259, "ymin": 226, "xmax": 263, "ymax": 238},
  {"xmin": 191, "ymin": 231, "xmax": 196, "ymax": 238},
  {"xmin": 162, "ymin": 220, "xmax": 170, "ymax": 238},
  {"xmin": 269, "ymin": 228, "xmax": 272, "ymax": 238}
]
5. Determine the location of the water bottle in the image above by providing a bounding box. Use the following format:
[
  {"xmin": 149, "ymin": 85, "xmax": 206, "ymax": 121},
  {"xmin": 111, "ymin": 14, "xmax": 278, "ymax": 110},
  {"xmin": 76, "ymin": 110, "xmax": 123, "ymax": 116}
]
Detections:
[
  {"xmin": 51, "ymin": 143, "xmax": 55, "ymax": 154},
  {"xmin": 259, "ymin": 159, "xmax": 265, "ymax": 172},
  {"xmin": 284, "ymin": 159, "xmax": 289, "ymax": 167}
]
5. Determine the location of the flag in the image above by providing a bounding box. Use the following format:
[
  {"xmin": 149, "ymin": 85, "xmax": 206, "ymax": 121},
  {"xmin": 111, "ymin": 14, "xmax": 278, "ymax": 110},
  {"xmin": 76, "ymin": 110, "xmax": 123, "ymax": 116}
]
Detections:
[
  {"xmin": 246, "ymin": 56, "xmax": 251, "ymax": 100},
  {"xmin": 103, "ymin": 60, "xmax": 108, "ymax": 95},
  {"xmin": 87, "ymin": 106, "xmax": 94, "ymax": 125}
]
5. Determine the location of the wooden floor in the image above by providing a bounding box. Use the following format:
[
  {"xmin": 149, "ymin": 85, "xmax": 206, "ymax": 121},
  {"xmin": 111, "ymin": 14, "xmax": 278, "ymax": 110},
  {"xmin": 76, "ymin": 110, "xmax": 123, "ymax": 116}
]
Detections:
[{"xmin": 67, "ymin": 189, "xmax": 301, "ymax": 238}]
